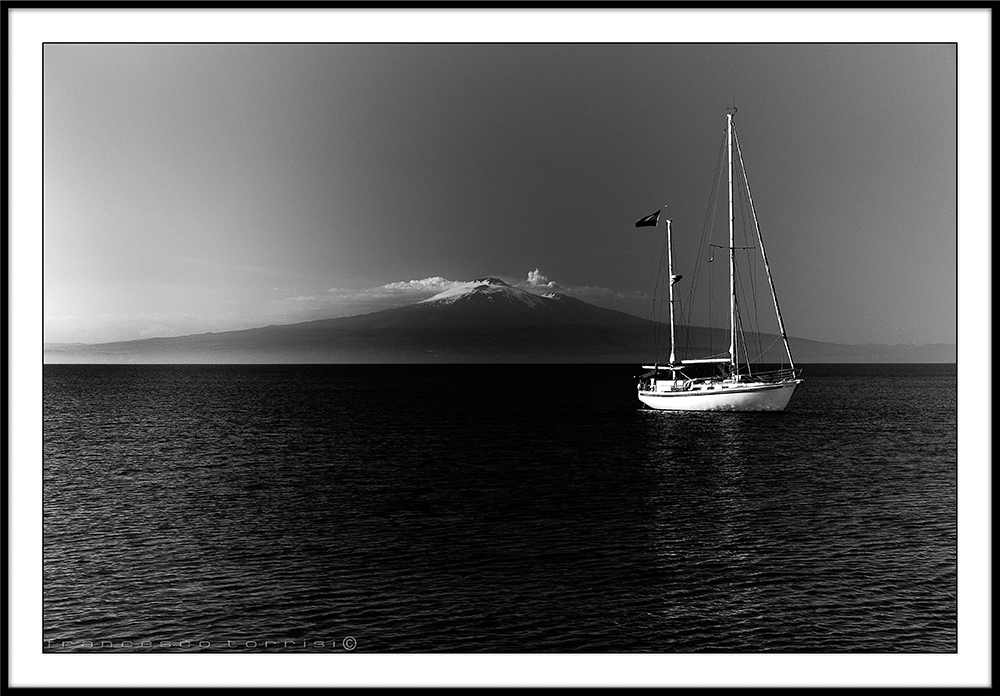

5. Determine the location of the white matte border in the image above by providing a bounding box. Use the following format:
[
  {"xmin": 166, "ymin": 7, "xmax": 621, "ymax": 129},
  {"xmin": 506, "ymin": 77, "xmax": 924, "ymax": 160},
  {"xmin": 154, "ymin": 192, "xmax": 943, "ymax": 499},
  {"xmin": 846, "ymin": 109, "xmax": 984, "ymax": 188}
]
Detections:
[{"xmin": 10, "ymin": 6, "xmax": 990, "ymax": 688}]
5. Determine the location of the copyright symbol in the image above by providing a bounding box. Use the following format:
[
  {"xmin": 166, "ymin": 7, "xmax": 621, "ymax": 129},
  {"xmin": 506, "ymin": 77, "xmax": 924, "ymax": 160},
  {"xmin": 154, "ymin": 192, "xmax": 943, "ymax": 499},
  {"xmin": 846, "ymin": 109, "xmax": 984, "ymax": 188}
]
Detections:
[{"xmin": 343, "ymin": 636, "xmax": 357, "ymax": 651}]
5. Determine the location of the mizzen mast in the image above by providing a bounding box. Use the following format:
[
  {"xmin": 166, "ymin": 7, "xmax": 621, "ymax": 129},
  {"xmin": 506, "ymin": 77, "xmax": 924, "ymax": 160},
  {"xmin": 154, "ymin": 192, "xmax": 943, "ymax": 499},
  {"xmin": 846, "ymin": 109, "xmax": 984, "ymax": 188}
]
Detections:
[{"xmin": 666, "ymin": 215, "xmax": 677, "ymax": 365}]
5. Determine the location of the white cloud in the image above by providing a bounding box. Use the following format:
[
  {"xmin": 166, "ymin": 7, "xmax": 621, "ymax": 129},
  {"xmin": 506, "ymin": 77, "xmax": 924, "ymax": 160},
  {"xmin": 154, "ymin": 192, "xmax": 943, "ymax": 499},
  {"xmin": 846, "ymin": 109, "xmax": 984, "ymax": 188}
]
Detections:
[
  {"xmin": 324, "ymin": 276, "xmax": 463, "ymax": 297},
  {"xmin": 524, "ymin": 268, "xmax": 560, "ymax": 290},
  {"xmin": 257, "ymin": 277, "xmax": 471, "ymax": 325},
  {"xmin": 370, "ymin": 277, "xmax": 460, "ymax": 294}
]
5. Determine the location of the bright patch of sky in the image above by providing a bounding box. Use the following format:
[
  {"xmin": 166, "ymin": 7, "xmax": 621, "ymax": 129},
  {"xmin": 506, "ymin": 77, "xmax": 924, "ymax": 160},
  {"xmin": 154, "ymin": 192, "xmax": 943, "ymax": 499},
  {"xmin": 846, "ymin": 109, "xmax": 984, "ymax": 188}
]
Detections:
[{"xmin": 43, "ymin": 42, "xmax": 957, "ymax": 346}]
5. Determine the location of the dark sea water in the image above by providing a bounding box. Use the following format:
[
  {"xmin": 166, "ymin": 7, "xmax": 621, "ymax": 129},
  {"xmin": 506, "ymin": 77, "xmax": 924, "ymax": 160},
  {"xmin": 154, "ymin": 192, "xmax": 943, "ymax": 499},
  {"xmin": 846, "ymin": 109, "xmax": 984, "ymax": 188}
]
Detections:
[{"xmin": 43, "ymin": 363, "xmax": 956, "ymax": 653}]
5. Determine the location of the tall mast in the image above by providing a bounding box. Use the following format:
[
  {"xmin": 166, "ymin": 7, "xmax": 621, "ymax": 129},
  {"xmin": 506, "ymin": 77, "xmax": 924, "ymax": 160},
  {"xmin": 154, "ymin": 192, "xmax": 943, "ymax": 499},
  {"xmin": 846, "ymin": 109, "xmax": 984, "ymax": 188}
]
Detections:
[
  {"xmin": 666, "ymin": 215, "xmax": 676, "ymax": 365},
  {"xmin": 727, "ymin": 108, "xmax": 736, "ymax": 372}
]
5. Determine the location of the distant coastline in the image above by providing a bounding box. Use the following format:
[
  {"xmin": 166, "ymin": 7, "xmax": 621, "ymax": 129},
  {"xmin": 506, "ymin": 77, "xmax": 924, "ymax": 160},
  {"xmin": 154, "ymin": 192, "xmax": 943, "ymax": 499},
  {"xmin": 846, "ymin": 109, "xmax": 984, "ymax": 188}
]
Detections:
[
  {"xmin": 43, "ymin": 334, "xmax": 957, "ymax": 365},
  {"xmin": 42, "ymin": 281, "xmax": 956, "ymax": 365}
]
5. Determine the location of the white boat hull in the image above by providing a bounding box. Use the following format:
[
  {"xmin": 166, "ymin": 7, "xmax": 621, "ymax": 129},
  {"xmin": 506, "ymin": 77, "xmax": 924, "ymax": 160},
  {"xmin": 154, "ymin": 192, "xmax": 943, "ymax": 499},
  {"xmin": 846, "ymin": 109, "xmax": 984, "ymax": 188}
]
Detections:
[{"xmin": 637, "ymin": 380, "xmax": 801, "ymax": 412}]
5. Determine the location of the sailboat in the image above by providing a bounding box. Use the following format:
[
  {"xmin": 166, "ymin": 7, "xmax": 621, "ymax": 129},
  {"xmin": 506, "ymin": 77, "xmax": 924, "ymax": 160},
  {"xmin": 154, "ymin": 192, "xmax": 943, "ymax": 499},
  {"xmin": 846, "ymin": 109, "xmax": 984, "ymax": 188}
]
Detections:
[{"xmin": 635, "ymin": 109, "xmax": 803, "ymax": 411}]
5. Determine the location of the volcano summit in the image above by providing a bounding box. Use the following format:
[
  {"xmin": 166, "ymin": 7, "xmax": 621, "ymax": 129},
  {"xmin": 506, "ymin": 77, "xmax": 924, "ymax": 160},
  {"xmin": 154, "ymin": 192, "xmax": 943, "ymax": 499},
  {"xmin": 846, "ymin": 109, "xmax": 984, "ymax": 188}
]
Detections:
[{"xmin": 43, "ymin": 276, "xmax": 955, "ymax": 364}]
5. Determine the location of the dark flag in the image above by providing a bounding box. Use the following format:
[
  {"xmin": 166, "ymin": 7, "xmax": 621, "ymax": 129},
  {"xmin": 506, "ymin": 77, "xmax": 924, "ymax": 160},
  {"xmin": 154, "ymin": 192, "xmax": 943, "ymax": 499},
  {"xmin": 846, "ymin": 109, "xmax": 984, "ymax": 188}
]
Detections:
[{"xmin": 634, "ymin": 210, "xmax": 660, "ymax": 227}]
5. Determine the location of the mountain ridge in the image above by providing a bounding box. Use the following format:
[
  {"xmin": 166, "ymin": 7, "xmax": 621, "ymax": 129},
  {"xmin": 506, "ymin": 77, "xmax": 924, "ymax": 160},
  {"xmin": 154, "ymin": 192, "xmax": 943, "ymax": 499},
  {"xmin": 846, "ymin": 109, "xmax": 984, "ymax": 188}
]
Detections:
[{"xmin": 43, "ymin": 278, "xmax": 956, "ymax": 364}]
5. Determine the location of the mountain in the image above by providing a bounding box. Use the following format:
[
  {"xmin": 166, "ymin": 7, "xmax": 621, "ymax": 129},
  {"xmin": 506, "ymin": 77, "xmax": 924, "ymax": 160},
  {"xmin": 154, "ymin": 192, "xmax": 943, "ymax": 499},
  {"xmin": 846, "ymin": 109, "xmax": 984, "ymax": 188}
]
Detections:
[{"xmin": 43, "ymin": 277, "xmax": 956, "ymax": 364}]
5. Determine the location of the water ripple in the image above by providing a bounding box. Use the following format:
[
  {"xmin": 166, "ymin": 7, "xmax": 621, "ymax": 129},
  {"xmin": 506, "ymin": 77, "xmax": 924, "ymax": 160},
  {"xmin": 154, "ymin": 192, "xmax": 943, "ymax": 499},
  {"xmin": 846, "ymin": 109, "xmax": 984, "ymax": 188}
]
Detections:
[{"xmin": 43, "ymin": 364, "xmax": 956, "ymax": 652}]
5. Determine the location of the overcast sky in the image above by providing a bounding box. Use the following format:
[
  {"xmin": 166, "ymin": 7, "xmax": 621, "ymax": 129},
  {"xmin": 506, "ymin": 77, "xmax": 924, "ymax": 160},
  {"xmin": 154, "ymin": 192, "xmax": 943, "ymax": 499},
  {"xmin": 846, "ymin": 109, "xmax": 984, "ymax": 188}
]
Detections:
[{"xmin": 43, "ymin": 43, "xmax": 956, "ymax": 345}]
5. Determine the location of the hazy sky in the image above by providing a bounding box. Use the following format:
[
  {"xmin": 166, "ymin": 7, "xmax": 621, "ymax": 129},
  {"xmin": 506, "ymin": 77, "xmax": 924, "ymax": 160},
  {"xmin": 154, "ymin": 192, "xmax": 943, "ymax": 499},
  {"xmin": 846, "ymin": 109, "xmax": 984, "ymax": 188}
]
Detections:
[{"xmin": 44, "ymin": 43, "xmax": 956, "ymax": 345}]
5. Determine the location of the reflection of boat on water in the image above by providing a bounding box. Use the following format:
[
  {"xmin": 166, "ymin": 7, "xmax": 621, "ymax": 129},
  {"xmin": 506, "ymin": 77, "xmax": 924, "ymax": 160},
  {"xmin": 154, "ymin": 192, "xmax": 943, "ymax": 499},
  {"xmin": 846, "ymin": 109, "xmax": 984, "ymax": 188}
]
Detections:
[{"xmin": 635, "ymin": 109, "xmax": 802, "ymax": 411}]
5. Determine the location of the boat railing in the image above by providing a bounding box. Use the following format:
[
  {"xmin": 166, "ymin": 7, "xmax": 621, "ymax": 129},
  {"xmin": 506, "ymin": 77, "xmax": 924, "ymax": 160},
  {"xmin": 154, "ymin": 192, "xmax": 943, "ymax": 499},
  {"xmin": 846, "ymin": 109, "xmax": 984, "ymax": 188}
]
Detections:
[
  {"xmin": 636, "ymin": 378, "xmax": 695, "ymax": 392},
  {"xmin": 751, "ymin": 367, "xmax": 802, "ymax": 383}
]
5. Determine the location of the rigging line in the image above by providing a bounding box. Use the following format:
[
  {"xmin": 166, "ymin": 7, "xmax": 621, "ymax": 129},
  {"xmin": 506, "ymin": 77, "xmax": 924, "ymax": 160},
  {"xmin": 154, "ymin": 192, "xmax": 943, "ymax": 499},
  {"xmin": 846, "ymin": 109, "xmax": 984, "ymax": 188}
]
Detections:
[
  {"xmin": 694, "ymin": 130, "xmax": 729, "ymax": 356},
  {"xmin": 682, "ymin": 174, "xmax": 715, "ymax": 331},
  {"xmin": 730, "ymin": 148, "xmax": 761, "ymax": 364},
  {"xmin": 733, "ymin": 303, "xmax": 754, "ymax": 377},
  {"xmin": 685, "ymin": 132, "xmax": 727, "ymax": 327},
  {"xmin": 733, "ymin": 263, "xmax": 743, "ymax": 368},
  {"xmin": 646, "ymin": 220, "xmax": 663, "ymax": 364},
  {"xmin": 732, "ymin": 250, "xmax": 761, "ymax": 368},
  {"xmin": 739, "ymin": 156, "xmax": 764, "ymax": 361},
  {"xmin": 708, "ymin": 237, "xmax": 714, "ymax": 356},
  {"xmin": 656, "ymin": 220, "xmax": 672, "ymax": 362},
  {"xmin": 676, "ymin": 296, "xmax": 687, "ymax": 357},
  {"xmin": 736, "ymin": 172, "xmax": 763, "ymax": 362},
  {"xmin": 733, "ymin": 125, "xmax": 796, "ymax": 369},
  {"xmin": 741, "ymin": 317, "xmax": 754, "ymax": 377},
  {"xmin": 649, "ymin": 223, "xmax": 669, "ymax": 364},
  {"xmin": 745, "ymin": 336, "xmax": 783, "ymax": 365}
]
